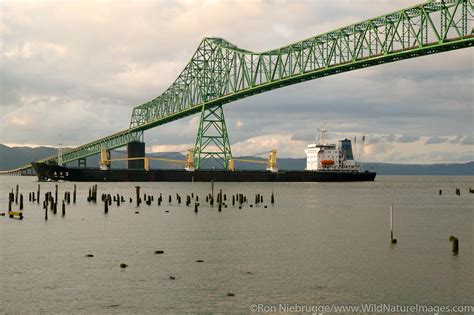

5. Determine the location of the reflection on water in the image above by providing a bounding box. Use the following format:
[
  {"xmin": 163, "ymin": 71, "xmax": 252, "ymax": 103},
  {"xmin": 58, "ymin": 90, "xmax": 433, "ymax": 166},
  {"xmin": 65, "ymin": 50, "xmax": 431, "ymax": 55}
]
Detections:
[{"xmin": 1, "ymin": 176, "xmax": 473, "ymax": 313}]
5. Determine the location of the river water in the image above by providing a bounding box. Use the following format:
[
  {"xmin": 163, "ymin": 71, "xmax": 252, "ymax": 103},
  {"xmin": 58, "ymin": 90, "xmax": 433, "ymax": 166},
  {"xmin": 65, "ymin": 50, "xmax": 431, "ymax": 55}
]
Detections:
[{"xmin": 1, "ymin": 176, "xmax": 473, "ymax": 313}]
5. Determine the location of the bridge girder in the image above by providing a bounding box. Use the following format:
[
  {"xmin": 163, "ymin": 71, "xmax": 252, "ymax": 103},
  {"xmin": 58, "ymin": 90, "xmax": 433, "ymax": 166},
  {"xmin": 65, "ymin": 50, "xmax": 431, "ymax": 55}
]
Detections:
[{"xmin": 3, "ymin": 0, "xmax": 473, "ymax": 174}]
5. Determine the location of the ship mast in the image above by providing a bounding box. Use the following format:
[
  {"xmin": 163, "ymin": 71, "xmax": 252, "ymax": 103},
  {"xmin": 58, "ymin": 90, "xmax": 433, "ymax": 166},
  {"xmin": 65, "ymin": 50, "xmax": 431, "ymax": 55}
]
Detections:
[{"xmin": 317, "ymin": 127, "xmax": 327, "ymax": 146}]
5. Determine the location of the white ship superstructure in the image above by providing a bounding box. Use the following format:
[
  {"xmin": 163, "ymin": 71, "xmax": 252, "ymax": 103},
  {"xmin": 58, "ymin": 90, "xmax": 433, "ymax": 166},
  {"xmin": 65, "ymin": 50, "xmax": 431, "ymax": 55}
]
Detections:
[{"xmin": 305, "ymin": 129, "xmax": 362, "ymax": 172}]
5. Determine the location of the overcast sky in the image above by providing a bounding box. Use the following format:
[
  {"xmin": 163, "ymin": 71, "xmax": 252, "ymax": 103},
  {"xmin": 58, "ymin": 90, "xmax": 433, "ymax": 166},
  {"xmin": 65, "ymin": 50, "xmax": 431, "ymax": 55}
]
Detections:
[{"xmin": 1, "ymin": 0, "xmax": 473, "ymax": 163}]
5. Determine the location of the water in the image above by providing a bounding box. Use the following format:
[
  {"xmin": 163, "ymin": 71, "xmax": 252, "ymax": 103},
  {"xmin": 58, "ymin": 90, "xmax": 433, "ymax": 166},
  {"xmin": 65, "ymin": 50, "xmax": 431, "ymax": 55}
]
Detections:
[{"xmin": 1, "ymin": 176, "xmax": 473, "ymax": 313}]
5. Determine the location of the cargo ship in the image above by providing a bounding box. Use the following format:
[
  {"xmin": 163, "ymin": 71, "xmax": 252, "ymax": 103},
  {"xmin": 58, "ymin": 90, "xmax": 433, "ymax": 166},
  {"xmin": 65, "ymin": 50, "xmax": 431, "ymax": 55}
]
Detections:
[{"xmin": 32, "ymin": 130, "xmax": 376, "ymax": 182}]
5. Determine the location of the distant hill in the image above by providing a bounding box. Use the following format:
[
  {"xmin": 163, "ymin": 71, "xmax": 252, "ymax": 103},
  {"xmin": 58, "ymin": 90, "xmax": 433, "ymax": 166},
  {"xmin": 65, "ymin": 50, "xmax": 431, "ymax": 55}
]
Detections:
[{"xmin": 0, "ymin": 144, "xmax": 473, "ymax": 175}]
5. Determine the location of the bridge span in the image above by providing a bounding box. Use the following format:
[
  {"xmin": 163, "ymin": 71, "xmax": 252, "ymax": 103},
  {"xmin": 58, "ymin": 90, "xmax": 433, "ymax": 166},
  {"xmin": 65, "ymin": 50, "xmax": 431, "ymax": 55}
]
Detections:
[{"xmin": 1, "ymin": 0, "xmax": 473, "ymax": 174}]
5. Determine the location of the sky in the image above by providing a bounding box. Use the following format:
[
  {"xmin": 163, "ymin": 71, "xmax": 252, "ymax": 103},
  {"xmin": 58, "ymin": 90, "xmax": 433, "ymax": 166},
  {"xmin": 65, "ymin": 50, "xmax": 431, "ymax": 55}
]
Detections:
[{"xmin": 1, "ymin": 0, "xmax": 473, "ymax": 164}]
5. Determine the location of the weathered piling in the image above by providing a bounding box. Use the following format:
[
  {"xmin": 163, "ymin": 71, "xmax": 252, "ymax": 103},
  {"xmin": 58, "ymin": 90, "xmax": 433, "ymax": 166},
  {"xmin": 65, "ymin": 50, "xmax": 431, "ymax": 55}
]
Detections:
[
  {"xmin": 19, "ymin": 194, "xmax": 23, "ymax": 210},
  {"xmin": 8, "ymin": 196, "xmax": 12, "ymax": 212},
  {"xmin": 37, "ymin": 184, "xmax": 41, "ymax": 203},
  {"xmin": 53, "ymin": 201, "xmax": 57, "ymax": 215},
  {"xmin": 455, "ymin": 188, "xmax": 461, "ymax": 196},
  {"xmin": 29, "ymin": 192, "xmax": 32, "ymax": 202},
  {"xmin": 271, "ymin": 192, "xmax": 274, "ymax": 204},
  {"xmin": 232, "ymin": 195, "xmax": 235, "ymax": 206},
  {"xmin": 439, "ymin": 189, "xmax": 442, "ymax": 195},
  {"xmin": 73, "ymin": 185, "xmax": 76, "ymax": 203},
  {"xmin": 169, "ymin": 195, "xmax": 172, "ymax": 203},
  {"xmin": 15, "ymin": 184, "xmax": 19, "ymax": 204},
  {"xmin": 449, "ymin": 236, "xmax": 459, "ymax": 255},
  {"xmin": 211, "ymin": 180, "xmax": 215, "ymax": 202},
  {"xmin": 390, "ymin": 203, "xmax": 397, "ymax": 244},
  {"xmin": 135, "ymin": 186, "xmax": 141, "ymax": 206},
  {"xmin": 55, "ymin": 184, "xmax": 58, "ymax": 204},
  {"xmin": 44, "ymin": 206, "xmax": 48, "ymax": 221},
  {"xmin": 104, "ymin": 196, "xmax": 109, "ymax": 214},
  {"xmin": 62, "ymin": 200, "xmax": 66, "ymax": 217}
]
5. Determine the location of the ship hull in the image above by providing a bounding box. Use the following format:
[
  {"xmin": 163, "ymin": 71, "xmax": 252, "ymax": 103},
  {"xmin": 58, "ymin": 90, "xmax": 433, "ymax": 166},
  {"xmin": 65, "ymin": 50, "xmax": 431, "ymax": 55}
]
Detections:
[{"xmin": 31, "ymin": 162, "xmax": 376, "ymax": 182}]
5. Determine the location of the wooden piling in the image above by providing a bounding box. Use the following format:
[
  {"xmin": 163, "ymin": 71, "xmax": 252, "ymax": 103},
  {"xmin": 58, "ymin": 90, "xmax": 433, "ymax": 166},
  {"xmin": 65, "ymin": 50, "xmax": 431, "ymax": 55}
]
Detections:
[
  {"xmin": 211, "ymin": 180, "xmax": 215, "ymax": 202},
  {"xmin": 390, "ymin": 203, "xmax": 397, "ymax": 244},
  {"xmin": 104, "ymin": 198, "xmax": 109, "ymax": 214},
  {"xmin": 449, "ymin": 236, "xmax": 459, "ymax": 254},
  {"xmin": 55, "ymin": 184, "xmax": 58, "ymax": 204},
  {"xmin": 73, "ymin": 185, "xmax": 76, "ymax": 203},
  {"xmin": 62, "ymin": 200, "xmax": 66, "ymax": 217},
  {"xmin": 15, "ymin": 184, "xmax": 19, "ymax": 204},
  {"xmin": 194, "ymin": 203, "xmax": 198, "ymax": 213},
  {"xmin": 135, "ymin": 186, "xmax": 141, "ymax": 206},
  {"xmin": 37, "ymin": 184, "xmax": 40, "ymax": 203},
  {"xmin": 19, "ymin": 194, "xmax": 23, "ymax": 210}
]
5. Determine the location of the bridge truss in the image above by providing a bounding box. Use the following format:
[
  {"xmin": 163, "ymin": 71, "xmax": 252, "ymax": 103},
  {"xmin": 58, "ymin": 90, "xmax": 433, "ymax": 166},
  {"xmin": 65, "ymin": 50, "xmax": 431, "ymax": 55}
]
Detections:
[{"xmin": 2, "ymin": 0, "xmax": 473, "ymax": 173}]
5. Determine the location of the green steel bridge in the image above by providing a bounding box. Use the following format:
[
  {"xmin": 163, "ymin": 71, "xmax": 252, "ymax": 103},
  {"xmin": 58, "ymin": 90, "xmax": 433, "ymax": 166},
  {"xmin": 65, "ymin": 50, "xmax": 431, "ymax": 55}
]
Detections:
[{"xmin": 2, "ymin": 0, "xmax": 473, "ymax": 175}]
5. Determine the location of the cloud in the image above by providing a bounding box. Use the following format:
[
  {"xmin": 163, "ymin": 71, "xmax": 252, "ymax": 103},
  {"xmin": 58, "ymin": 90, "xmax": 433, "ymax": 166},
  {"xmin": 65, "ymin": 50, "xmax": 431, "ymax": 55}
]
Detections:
[
  {"xmin": 461, "ymin": 136, "xmax": 474, "ymax": 145},
  {"xmin": 0, "ymin": 0, "xmax": 472, "ymax": 164},
  {"xmin": 425, "ymin": 136, "xmax": 448, "ymax": 144},
  {"xmin": 397, "ymin": 135, "xmax": 420, "ymax": 143}
]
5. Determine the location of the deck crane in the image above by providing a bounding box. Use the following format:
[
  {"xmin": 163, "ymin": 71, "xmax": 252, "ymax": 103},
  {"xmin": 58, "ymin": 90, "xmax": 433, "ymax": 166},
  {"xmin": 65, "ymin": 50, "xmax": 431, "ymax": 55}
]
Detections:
[
  {"xmin": 99, "ymin": 148, "xmax": 277, "ymax": 172},
  {"xmin": 99, "ymin": 148, "xmax": 195, "ymax": 171},
  {"xmin": 228, "ymin": 149, "xmax": 278, "ymax": 173}
]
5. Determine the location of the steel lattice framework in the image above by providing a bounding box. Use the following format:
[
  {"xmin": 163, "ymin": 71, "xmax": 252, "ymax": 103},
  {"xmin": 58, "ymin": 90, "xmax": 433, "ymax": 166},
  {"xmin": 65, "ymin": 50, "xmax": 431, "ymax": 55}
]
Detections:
[{"xmin": 2, "ymin": 0, "xmax": 473, "ymax": 173}]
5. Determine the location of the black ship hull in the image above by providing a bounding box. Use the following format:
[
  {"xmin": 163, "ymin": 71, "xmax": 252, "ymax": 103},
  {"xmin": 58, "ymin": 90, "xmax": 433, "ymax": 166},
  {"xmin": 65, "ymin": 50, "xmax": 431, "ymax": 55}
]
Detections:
[{"xmin": 31, "ymin": 163, "xmax": 376, "ymax": 182}]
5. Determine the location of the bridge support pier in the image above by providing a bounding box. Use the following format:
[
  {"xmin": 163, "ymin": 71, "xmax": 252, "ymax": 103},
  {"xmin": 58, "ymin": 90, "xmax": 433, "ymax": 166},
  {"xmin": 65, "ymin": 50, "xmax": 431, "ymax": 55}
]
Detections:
[
  {"xmin": 127, "ymin": 141, "xmax": 145, "ymax": 170},
  {"xmin": 194, "ymin": 105, "xmax": 232, "ymax": 170},
  {"xmin": 78, "ymin": 158, "xmax": 87, "ymax": 168}
]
